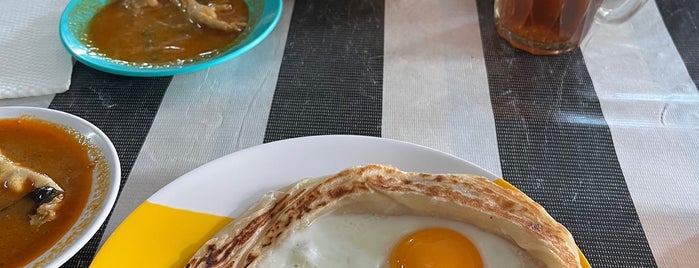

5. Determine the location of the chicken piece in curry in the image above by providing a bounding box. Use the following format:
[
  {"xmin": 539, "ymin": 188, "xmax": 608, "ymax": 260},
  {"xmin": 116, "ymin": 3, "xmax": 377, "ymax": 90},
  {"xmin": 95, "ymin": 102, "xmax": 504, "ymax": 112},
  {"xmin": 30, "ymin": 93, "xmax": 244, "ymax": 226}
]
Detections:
[
  {"xmin": 124, "ymin": 0, "xmax": 247, "ymax": 32},
  {"xmin": 0, "ymin": 118, "xmax": 95, "ymax": 267},
  {"xmin": 87, "ymin": 0, "xmax": 249, "ymax": 64},
  {"xmin": 0, "ymin": 151, "xmax": 65, "ymax": 226}
]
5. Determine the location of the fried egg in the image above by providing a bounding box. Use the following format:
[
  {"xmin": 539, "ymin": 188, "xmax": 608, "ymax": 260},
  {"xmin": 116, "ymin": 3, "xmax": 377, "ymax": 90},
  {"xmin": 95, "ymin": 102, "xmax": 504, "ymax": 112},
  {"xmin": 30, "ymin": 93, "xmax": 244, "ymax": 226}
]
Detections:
[{"xmin": 256, "ymin": 213, "xmax": 538, "ymax": 267}]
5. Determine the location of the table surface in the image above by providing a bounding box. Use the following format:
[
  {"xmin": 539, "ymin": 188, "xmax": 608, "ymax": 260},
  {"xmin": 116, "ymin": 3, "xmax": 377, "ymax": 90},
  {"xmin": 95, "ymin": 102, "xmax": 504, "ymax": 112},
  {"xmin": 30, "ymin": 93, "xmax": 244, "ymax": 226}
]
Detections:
[{"xmin": 1, "ymin": 0, "xmax": 698, "ymax": 267}]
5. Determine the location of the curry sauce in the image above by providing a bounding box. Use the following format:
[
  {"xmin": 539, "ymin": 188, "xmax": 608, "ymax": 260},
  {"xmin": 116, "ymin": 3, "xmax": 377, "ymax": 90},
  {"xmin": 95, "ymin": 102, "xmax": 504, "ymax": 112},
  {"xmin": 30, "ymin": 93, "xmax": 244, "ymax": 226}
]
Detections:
[
  {"xmin": 0, "ymin": 118, "xmax": 94, "ymax": 267},
  {"xmin": 87, "ymin": 0, "xmax": 249, "ymax": 64}
]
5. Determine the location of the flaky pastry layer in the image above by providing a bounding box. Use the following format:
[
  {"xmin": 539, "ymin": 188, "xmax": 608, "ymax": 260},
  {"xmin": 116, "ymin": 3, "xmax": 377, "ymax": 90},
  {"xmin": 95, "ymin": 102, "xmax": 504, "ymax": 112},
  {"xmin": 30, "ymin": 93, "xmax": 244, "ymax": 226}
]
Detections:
[{"xmin": 187, "ymin": 164, "xmax": 580, "ymax": 268}]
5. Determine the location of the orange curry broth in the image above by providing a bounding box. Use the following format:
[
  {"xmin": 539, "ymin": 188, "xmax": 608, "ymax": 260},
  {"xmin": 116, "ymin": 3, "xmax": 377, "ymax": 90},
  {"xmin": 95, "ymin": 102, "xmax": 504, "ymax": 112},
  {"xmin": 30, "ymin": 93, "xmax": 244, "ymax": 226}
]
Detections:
[
  {"xmin": 87, "ymin": 0, "xmax": 249, "ymax": 64},
  {"xmin": 0, "ymin": 118, "xmax": 94, "ymax": 267}
]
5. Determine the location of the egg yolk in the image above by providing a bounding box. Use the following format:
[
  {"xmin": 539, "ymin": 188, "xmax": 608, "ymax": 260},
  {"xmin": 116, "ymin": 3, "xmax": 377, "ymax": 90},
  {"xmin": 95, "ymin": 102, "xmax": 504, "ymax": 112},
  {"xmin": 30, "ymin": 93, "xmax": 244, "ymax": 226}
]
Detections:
[{"xmin": 389, "ymin": 228, "xmax": 483, "ymax": 268}]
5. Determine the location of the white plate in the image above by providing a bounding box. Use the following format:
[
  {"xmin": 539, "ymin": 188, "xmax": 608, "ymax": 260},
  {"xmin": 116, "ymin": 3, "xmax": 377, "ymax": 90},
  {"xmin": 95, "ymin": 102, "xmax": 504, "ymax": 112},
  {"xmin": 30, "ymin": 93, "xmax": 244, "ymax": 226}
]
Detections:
[
  {"xmin": 95, "ymin": 135, "xmax": 589, "ymax": 267},
  {"xmin": 93, "ymin": 135, "xmax": 499, "ymax": 267},
  {"xmin": 156, "ymin": 135, "xmax": 500, "ymax": 217}
]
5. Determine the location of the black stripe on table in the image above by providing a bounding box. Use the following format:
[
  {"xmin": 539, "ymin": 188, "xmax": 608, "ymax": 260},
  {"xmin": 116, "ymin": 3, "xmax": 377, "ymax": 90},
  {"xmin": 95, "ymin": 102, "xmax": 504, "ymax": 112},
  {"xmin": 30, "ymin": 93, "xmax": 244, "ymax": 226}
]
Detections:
[
  {"xmin": 50, "ymin": 62, "xmax": 171, "ymax": 267},
  {"xmin": 263, "ymin": 0, "xmax": 384, "ymax": 142},
  {"xmin": 476, "ymin": 1, "xmax": 656, "ymax": 267},
  {"xmin": 656, "ymin": 0, "xmax": 699, "ymax": 89}
]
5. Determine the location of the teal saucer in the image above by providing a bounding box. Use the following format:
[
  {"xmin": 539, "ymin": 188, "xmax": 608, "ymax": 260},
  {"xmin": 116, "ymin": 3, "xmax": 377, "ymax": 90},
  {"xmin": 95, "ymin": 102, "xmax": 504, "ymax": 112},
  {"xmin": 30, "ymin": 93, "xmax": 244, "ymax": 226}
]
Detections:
[{"xmin": 59, "ymin": 0, "xmax": 282, "ymax": 77}]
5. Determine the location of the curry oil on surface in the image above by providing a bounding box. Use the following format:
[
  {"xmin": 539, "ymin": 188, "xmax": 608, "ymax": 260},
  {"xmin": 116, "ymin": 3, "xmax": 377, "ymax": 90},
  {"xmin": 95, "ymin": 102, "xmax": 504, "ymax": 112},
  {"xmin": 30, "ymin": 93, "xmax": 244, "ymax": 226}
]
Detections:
[
  {"xmin": 87, "ymin": 0, "xmax": 249, "ymax": 64},
  {"xmin": 0, "ymin": 118, "xmax": 93, "ymax": 267}
]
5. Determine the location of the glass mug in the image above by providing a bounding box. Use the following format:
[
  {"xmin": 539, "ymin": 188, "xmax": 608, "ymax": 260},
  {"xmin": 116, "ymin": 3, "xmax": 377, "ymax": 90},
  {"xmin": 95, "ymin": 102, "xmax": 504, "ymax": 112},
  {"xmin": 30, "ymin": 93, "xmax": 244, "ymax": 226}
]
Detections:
[{"xmin": 495, "ymin": 0, "xmax": 648, "ymax": 55}]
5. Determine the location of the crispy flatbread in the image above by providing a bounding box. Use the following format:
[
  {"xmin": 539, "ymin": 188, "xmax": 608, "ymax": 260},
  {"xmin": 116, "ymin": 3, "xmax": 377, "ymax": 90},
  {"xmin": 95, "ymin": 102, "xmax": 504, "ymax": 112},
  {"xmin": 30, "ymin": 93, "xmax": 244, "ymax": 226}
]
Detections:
[{"xmin": 187, "ymin": 164, "xmax": 581, "ymax": 268}]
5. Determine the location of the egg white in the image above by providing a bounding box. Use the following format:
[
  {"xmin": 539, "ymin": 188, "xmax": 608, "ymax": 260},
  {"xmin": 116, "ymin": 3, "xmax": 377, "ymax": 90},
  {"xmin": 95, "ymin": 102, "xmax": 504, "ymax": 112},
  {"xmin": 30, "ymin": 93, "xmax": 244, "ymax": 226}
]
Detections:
[{"xmin": 256, "ymin": 213, "xmax": 537, "ymax": 268}]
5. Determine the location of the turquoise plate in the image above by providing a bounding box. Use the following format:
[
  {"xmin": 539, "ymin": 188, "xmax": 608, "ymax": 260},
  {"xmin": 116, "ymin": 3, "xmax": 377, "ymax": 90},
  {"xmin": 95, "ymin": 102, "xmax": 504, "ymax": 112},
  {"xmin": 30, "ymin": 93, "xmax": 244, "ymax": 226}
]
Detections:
[{"xmin": 59, "ymin": 0, "xmax": 282, "ymax": 77}]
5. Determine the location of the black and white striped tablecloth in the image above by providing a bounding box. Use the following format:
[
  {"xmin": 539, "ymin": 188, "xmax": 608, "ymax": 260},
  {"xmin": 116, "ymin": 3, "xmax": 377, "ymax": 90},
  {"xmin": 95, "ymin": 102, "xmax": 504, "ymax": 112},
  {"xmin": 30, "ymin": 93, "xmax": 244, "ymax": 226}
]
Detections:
[{"xmin": 1, "ymin": 0, "xmax": 697, "ymax": 267}]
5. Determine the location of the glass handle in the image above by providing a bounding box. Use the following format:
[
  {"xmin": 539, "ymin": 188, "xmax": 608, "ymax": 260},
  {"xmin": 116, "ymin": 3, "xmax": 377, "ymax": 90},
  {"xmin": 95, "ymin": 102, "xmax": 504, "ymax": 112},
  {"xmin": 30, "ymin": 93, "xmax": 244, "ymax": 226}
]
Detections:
[{"xmin": 595, "ymin": 0, "xmax": 648, "ymax": 24}]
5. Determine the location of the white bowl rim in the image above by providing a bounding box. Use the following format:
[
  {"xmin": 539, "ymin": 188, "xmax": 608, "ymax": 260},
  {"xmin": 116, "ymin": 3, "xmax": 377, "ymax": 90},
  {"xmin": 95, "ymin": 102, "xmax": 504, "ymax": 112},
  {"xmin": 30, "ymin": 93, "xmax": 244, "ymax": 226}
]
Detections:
[{"xmin": 0, "ymin": 106, "xmax": 121, "ymax": 267}]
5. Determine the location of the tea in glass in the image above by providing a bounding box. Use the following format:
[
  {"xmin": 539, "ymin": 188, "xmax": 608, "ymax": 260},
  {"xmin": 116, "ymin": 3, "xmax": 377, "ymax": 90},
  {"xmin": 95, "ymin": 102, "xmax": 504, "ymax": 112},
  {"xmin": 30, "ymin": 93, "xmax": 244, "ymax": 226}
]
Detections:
[{"xmin": 495, "ymin": 0, "xmax": 603, "ymax": 55}]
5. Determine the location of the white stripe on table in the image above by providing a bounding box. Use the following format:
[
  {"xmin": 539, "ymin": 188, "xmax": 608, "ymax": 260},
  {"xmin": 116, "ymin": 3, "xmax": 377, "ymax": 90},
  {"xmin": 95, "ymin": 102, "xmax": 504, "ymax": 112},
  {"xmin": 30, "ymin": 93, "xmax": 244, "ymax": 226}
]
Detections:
[
  {"xmin": 100, "ymin": 0, "xmax": 295, "ymax": 245},
  {"xmin": 382, "ymin": 0, "xmax": 502, "ymax": 176},
  {"xmin": 582, "ymin": 1, "xmax": 699, "ymax": 267}
]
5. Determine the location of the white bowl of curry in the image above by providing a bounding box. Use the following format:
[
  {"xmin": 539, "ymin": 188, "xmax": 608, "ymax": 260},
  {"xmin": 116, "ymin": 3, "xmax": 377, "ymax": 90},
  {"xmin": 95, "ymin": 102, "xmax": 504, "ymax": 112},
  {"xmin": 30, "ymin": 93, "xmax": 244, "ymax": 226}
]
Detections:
[
  {"xmin": 59, "ymin": 0, "xmax": 283, "ymax": 77},
  {"xmin": 0, "ymin": 106, "xmax": 120, "ymax": 267}
]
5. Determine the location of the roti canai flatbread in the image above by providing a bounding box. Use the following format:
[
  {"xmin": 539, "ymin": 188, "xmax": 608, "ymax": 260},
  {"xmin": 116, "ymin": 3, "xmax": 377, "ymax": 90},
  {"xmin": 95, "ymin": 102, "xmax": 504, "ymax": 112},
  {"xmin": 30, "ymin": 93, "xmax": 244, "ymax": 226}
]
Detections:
[{"xmin": 187, "ymin": 164, "xmax": 581, "ymax": 268}]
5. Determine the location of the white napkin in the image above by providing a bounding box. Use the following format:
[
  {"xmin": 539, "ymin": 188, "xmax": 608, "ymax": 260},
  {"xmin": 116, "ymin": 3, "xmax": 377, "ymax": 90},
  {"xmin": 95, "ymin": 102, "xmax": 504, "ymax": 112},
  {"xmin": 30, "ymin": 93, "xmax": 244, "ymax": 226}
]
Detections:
[{"xmin": 0, "ymin": 0, "xmax": 73, "ymax": 99}]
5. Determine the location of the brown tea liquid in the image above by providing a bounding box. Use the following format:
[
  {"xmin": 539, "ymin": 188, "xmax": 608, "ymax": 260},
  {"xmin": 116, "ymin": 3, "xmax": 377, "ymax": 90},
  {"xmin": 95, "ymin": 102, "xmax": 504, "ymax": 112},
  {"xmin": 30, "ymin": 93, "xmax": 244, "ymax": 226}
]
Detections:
[{"xmin": 495, "ymin": 0, "xmax": 602, "ymax": 55}]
